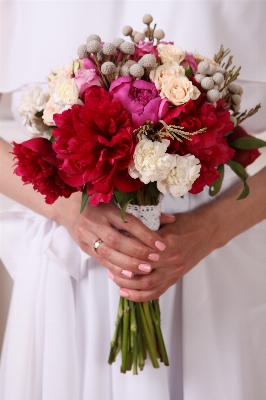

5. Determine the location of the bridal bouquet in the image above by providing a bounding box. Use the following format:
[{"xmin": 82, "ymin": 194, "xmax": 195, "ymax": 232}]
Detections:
[{"xmin": 13, "ymin": 14, "xmax": 265, "ymax": 374}]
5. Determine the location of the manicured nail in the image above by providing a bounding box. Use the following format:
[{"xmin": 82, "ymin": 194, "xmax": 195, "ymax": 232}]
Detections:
[
  {"xmin": 119, "ymin": 289, "xmax": 129, "ymax": 298},
  {"xmin": 122, "ymin": 270, "xmax": 134, "ymax": 278},
  {"xmin": 163, "ymin": 213, "xmax": 175, "ymax": 219},
  {"xmin": 108, "ymin": 271, "xmax": 114, "ymax": 280},
  {"xmin": 138, "ymin": 264, "xmax": 151, "ymax": 272},
  {"xmin": 155, "ymin": 241, "xmax": 166, "ymax": 251},
  {"xmin": 148, "ymin": 253, "xmax": 160, "ymax": 261}
]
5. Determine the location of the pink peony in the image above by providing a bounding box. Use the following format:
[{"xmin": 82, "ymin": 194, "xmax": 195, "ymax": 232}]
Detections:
[{"xmin": 109, "ymin": 76, "xmax": 169, "ymax": 128}]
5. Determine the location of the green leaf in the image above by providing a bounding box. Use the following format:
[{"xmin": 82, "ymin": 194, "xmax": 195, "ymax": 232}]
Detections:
[
  {"xmin": 114, "ymin": 188, "xmax": 138, "ymax": 222},
  {"xmin": 230, "ymin": 136, "xmax": 266, "ymax": 150},
  {"xmin": 80, "ymin": 185, "xmax": 89, "ymax": 213},
  {"xmin": 209, "ymin": 164, "xmax": 224, "ymax": 196},
  {"xmin": 114, "ymin": 188, "xmax": 138, "ymax": 208},
  {"xmin": 185, "ymin": 65, "xmax": 193, "ymax": 78},
  {"xmin": 227, "ymin": 160, "xmax": 250, "ymax": 200}
]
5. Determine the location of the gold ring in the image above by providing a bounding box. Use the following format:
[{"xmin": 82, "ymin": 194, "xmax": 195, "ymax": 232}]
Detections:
[{"xmin": 93, "ymin": 238, "xmax": 104, "ymax": 254}]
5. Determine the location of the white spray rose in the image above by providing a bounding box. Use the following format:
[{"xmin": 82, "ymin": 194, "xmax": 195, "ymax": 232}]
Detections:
[
  {"xmin": 18, "ymin": 86, "xmax": 49, "ymax": 121},
  {"xmin": 157, "ymin": 154, "xmax": 201, "ymax": 197},
  {"xmin": 158, "ymin": 44, "xmax": 185, "ymax": 64},
  {"xmin": 149, "ymin": 62, "xmax": 185, "ymax": 90},
  {"xmin": 160, "ymin": 75, "xmax": 200, "ymax": 106},
  {"xmin": 25, "ymin": 117, "xmax": 50, "ymax": 138},
  {"xmin": 129, "ymin": 137, "xmax": 172, "ymax": 184},
  {"xmin": 51, "ymin": 76, "xmax": 80, "ymax": 106}
]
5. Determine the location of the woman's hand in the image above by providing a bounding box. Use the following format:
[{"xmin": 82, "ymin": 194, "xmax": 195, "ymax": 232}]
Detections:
[
  {"xmin": 111, "ymin": 207, "xmax": 215, "ymax": 302},
  {"xmin": 53, "ymin": 192, "xmax": 167, "ymax": 279},
  {"xmin": 116, "ymin": 167, "xmax": 266, "ymax": 302}
]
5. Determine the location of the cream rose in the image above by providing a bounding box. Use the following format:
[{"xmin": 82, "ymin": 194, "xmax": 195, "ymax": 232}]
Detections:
[
  {"xmin": 51, "ymin": 77, "xmax": 80, "ymax": 106},
  {"xmin": 160, "ymin": 75, "xmax": 200, "ymax": 106},
  {"xmin": 48, "ymin": 63, "xmax": 74, "ymax": 88},
  {"xmin": 157, "ymin": 154, "xmax": 201, "ymax": 197},
  {"xmin": 129, "ymin": 137, "xmax": 171, "ymax": 184},
  {"xmin": 149, "ymin": 62, "xmax": 185, "ymax": 90},
  {"xmin": 42, "ymin": 97, "xmax": 61, "ymax": 126},
  {"xmin": 158, "ymin": 44, "xmax": 185, "ymax": 64}
]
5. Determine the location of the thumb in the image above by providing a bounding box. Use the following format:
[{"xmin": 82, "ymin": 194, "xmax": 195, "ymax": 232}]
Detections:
[{"xmin": 160, "ymin": 213, "xmax": 175, "ymax": 225}]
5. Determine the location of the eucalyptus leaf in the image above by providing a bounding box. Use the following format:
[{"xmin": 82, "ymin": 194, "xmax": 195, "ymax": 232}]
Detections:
[
  {"xmin": 209, "ymin": 164, "xmax": 224, "ymax": 196},
  {"xmin": 230, "ymin": 136, "xmax": 266, "ymax": 150},
  {"xmin": 227, "ymin": 160, "xmax": 249, "ymax": 200}
]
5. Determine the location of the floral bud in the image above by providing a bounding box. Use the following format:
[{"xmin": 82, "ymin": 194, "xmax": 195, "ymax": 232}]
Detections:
[
  {"xmin": 142, "ymin": 14, "xmax": 153, "ymax": 24},
  {"xmin": 101, "ymin": 61, "xmax": 116, "ymax": 75},
  {"xmin": 87, "ymin": 40, "xmax": 101, "ymax": 54},
  {"xmin": 86, "ymin": 34, "xmax": 101, "ymax": 43},
  {"xmin": 201, "ymin": 77, "xmax": 214, "ymax": 90},
  {"xmin": 122, "ymin": 25, "xmax": 133, "ymax": 36}
]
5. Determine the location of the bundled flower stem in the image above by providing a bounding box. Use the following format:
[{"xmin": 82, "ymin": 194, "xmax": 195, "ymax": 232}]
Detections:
[
  {"xmin": 108, "ymin": 185, "xmax": 169, "ymax": 374},
  {"xmin": 108, "ymin": 298, "xmax": 169, "ymax": 374}
]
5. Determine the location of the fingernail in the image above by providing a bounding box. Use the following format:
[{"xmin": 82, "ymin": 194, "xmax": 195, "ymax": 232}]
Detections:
[
  {"xmin": 119, "ymin": 289, "xmax": 129, "ymax": 298},
  {"xmin": 155, "ymin": 241, "xmax": 166, "ymax": 251},
  {"xmin": 163, "ymin": 213, "xmax": 175, "ymax": 219},
  {"xmin": 122, "ymin": 270, "xmax": 134, "ymax": 278},
  {"xmin": 108, "ymin": 271, "xmax": 114, "ymax": 280},
  {"xmin": 138, "ymin": 264, "xmax": 151, "ymax": 272},
  {"xmin": 148, "ymin": 253, "xmax": 159, "ymax": 261}
]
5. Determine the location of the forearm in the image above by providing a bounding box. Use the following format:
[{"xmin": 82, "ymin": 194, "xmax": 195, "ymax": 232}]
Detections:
[
  {"xmin": 201, "ymin": 166, "xmax": 266, "ymax": 249},
  {"xmin": 0, "ymin": 137, "xmax": 57, "ymax": 220}
]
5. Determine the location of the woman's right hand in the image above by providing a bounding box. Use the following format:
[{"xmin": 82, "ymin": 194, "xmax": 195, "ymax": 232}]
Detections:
[{"xmin": 52, "ymin": 192, "xmax": 168, "ymax": 280}]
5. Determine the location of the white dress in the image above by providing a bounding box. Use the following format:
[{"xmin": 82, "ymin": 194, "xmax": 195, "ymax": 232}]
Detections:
[{"xmin": 1, "ymin": 2, "xmax": 266, "ymax": 399}]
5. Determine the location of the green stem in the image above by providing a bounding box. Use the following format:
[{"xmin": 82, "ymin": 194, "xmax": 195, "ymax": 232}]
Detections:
[
  {"xmin": 138, "ymin": 303, "xmax": 159, "ymax": 368},
  {"xmin": 129, "ymin": 301, "xmax": 138, "ymax": 375},
  {"xmin": 142, "ymin": 302, "xmax": 158, "ymax": 357},
  {"xmin": 108, "ymin": 297, "xmax": 123, "ymax": 364},
  {"xmin": 121, "ymin": 298, "xmax": 130, "ymax": 373},
  {"xmin": 136, "ymin": 302, "xmax": 145, "ymax": 370},
  {"xmin": 149, "ymin": 301, "xmax": 169, "ymax": 366}
]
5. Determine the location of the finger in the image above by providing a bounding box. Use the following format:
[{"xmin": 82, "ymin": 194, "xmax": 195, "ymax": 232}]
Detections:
[
  {"xmin": 107, "ymin": 208, "xmax": 167, "ymax": 253},
  {"xmin": 160, "ymin": 213, "xmax": 176, "ymax": 225},
  {"xmin": 118, "ymin": 277, "xmax": 178, "ymax": 302}
]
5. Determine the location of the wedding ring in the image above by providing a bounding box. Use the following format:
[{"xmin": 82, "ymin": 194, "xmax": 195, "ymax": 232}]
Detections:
[{"xmin": 93, "ymin": 238, "xmax": 104, "ymax": 254}]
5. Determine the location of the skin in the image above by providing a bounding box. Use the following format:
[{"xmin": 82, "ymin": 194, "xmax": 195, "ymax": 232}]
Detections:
[{"xmin": 1, "ymin": 137, "xmax": 266, "ymax": 302}]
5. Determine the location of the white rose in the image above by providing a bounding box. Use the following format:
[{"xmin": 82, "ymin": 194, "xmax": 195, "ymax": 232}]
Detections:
[
  {"xmin": 157, "ymin": 154, "xmax": 201, "ymax": 197},
  {"xmin": 160, "ymin": 75, "xmax": 201, "ymax": 106},
  {"xmin": 149, "ymin": 62, "xmax": 185, "ymax": 90},
  {"xmin": 129, "ymin": 137, "xmax": 171, "ymax": 184},
  {"xmin": 18, "ymin": 86, "xmax": 49, "ymax": 121},
  {"xmin": 51, "ymin": 76, "xmax": 79, "ymax": 106},
  {"xmin": 158, "ymin": 44, "xmax": 185, "ymax": 64}
]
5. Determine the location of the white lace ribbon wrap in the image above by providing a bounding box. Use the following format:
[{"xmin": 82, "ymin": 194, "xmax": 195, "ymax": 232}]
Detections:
[{"xmin": 117, "ymin": 195, "xmax": 164, "ymax": 231}]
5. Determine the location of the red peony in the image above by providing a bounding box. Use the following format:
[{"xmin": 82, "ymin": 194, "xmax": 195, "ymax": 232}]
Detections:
[
  {"xmin": 227, "ymin": 125, "xmax": 260, "ymax": 168},
  {"xmin": 163, "ymin": 97, "xmax": 235, "ymax": 193},
  {"xmin": 12, "ymin": 138, "xmax": 78, "ymax": 204},
  {"xmin": 52, "ymin": 86, "xmax": 142, "ymax": 206}
]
